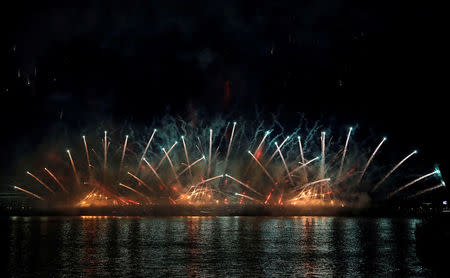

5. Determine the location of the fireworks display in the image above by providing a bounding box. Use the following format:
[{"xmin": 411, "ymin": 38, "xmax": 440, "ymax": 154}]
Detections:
[{"xmin": 11, "ymin": 116, "xmax": 445, "ymax": 209}]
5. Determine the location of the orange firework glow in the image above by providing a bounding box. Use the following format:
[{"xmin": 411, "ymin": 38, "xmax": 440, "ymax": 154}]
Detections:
[
  {"xmin": 14, "ymin": 185, "xmax": 45, "ymax": 200},
  {"xmin": 14, "ymin": 117, "xmax": 444, "ymax": 210}
]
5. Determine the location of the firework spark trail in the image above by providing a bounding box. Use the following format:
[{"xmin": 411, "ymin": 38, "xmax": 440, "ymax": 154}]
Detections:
[
  {"xmin": 255, "ymin": 131, "xmax": 270, "ymax": 155},
  {"xmin": 167, "ymin": 196, "xmax": 176, "ymax": 204},
  {"xmin": 184, "ymin": 188, "xmax": 204, "ymax": 201},
  {"xmin": 225, "ymin": 174, "xmax": 264, "ymax": 197},
  {"xmin": 104, "ymin": 131, "xmax": 107, "ymax": 172},
  {"xmin": 16, "ymin": 118, "xmax": 443, "ymax": 207},
  {"xmin": 407, "ymin": 182, "xmax": 446, "ymax": 199},
  {"xmin": 297, "ymin": 136, "xmax": 305, "ymax": 164},
  {"xmin": 162, "ymin": 145, "xmax": 181, "ymax": 186},
  {"xmin": 239, "ymin": 191, "xmax": 246, "ymax": 204},
  {"xmin": 138, "ymin": 129, "xmax": 157, "ymax": 171},
  {"xmin": 14, "ymin": 186, "xmax": 45, "ymax": 200},
  {"xmin": 183, "ymin": 183, "xmax": 200, "ymax": 197},
  {"xmin": 67, "ymin": 150, "xmax": 80, "ymax": 186},
  {"xmin": 191, "ymin": 175, "xmax": 223, "ymax": 191},
  {"xmin": 338, "ymin": 127, "xmax": 352, "ymax": 179},
  {"xmin": 235, "ymin": 123, "xmax": 246, "ymax": 154},
  {"xmin": 212, "ymin": 150, "xmax": 221, "ymax": 167},
  {"xmin": 372, "ymin": 150, "xmax": 418, "ymax": 192},
  {"xmin": 244, "ymin": 130, "xmax": 270, "ymax": 176},
  {"xmin": 143, "ymin": 158, "xmax": 167, "ymax": 189},
  {"xmin": 264, "ymin": 191, "xmax": 272, "ymax": 204},
  {"xmin": 197, "ymin": 136, "xmax": 204, "ymax": 157},
  {"xmin": 223, "ymin": 121, "xmax": 237, "ymax": 174},
  {"xmin": 119, "ymin": 182, "xmax": 150, "ymax": 203},
  {"xmin": 79, "ymin": 188, "xmax": 96, "ymax": 202},
  {"xmin": 358, "ymin": 137, "xmax": 387, "ymax": 185},
  {"xmin": 84, "ymin": 181, "xmax": 130, "ymax": 205},
  {"xmin": 201, "ymin": 175, "xmax": 223, "ymax": 187},
  {"xmin": 297, "ymin": 136, "xmax": 309, "ymax": 182},
  {"xmin": 91, "ymin": 148, "xmax": 102, "ymax": 165},
  {"xmin": 207, "ymin": 129, "xmax": 213, "ymax": 177},
  {"xmin": 181, "ymin": 135, "xmax": 192, "ymax": 179},
  {"xmin": 234, "ymin": 192, "xmax": 261, "ymax": 203},
  {"xmin": 195, "ymin": 145, "xmax": 203, "ymax": 157},
  {"xmin": 127, "ymin": 171, "xmax": 155, "ymax": 193},
  {"xmin": 278, "ymin": 190, "xmax": 284, "ymax": 205},
  {"xmin": 328, "ymin": 149, "xmax": 344, "ymax": 168},
  {"xmin": 248, "ymin": 150, "xmax": 276, "ymax": 185},
  {"xmin": 320, "ymin": 132, "xmax": 326, "ymax": 179},
  {"xmin": 119, "ymin": 135, "xmax": 129, "ymax": 175},
  {"xmin": 388, "ymin": 169, "xmax": 439, "ymax": 198},
  {"xmin": 82, "ymin": 135, "xmax": 91, "ymax": 167},
  {"xmin": 288, "ymin": 156, "xmax": 320, "ymax": 176},
  {"xmin": 292, "ymin": 178, "xmax": 331, "ymax": 192},
  {"xmin": 178, "ymin": 155, "xmax": 205, "ymax": 176},
  {"xmin": 265, "ymin": 136, "xmax": 290, "ymax": 166},
  {"xmin": 26, "ymin": 171, "xmax": 54, "ymax": 193},
  {"xmin": 44, "ymin": 168, "xmax": 68, "ymax": 192},
  {"xmin": 213, "ymin": 122, "xmax": 229, "ymax": 161},
  {"xmin": 275, "ymin": 142, "xmax": 295, "ymax": 186},
  {"xmin": 156, "ymin": 141, "xmax": 178, "ymax": 170},
  {"xmin": 185, "ymin": 185, "xmax": 222, "ymax": 202},
  {"xmin": 249, "ymin": 122, "xmax": 265, "ymax": 145}
]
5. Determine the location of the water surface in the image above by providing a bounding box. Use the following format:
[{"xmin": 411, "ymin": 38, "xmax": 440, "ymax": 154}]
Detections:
[{"xmin": 1, "ymin": 216, "xmax": 429, "ymax": 277}]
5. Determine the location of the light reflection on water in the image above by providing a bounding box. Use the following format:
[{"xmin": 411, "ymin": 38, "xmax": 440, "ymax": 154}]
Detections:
[{"xmin": 2, "ymin": 216, "xmax": 428, "ymax": 277}]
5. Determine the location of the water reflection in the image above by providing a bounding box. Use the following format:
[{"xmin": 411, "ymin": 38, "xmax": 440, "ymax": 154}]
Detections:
[
  {"xmin": 237, "ymin": 217, "xmax": 263, "ymax": 276},
  {"xmin": 301, "ymin": 217, "xmax": 317, "ymax": 276},
  {"xmin": 81, "ymin": 217, "xmax": 100, "ymax": 276},
  {"xmin": 186, "ymin": 216, "xmax": 200, "ymax": 277},
  {"xmin": 330, "ymin": 217, "xmax": 347, "ymax": 276},
  {"xmin": 358, "ymin": 218, "xmax": 380, "ymax": 276},
  {"xmin": 2, "ymin": 216, "xmax": 430, "ymax": 277},
  {"xmin": 105, "ymin": 217, "xmax": 119, "ymax": 276}
]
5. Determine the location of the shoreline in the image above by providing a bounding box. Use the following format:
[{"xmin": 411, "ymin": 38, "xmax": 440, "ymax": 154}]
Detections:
[{"xmin": 0, "ymin": 204, "xmax": 440, "ymax": 217}]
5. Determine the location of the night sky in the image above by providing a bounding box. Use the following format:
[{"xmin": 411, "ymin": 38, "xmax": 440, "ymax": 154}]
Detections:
[{"xmin": 0, "ymin": 1, "xmax": 447, "ymax": 193}]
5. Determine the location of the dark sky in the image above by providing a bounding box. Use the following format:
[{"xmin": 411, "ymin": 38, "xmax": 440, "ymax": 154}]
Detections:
[{"xmin": 0, "ymin": 1, "xmax": 447, "ymax": 187}]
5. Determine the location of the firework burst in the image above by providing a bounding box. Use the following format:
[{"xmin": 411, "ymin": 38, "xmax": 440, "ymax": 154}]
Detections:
[{"xmin": 12, "ymin": 116, "xmax": 445, "ymax": 208}]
